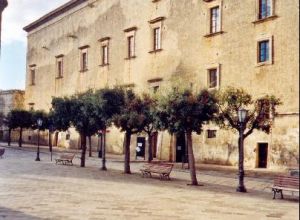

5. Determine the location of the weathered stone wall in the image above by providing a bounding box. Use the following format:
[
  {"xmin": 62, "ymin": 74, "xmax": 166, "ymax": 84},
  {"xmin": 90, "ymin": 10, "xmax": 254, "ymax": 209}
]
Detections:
[{"xmin": 24, "ymin": 0, "xmax": 299, "ymax": 169}]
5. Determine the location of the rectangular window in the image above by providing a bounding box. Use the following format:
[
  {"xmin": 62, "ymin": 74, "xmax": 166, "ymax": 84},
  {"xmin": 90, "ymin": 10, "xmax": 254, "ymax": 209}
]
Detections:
[
  {"xmin": 258, "ymin": 40, "xmax": 269, "ymax": 63},
  {"xmin": 30, "ymin": 69, "xmax": 35, "ymax": 85},
  {"xmin": 128, "ymin": 36, "xmax": 135, "ymax": 58},
  {"xmin": 210, "ymin": 6, "xmax": 220, "ymax": 33},
  {"xmin": 102, "ymin": 45, "xmax": 109, "ymax": 65},
  {"xmin": 80, "ymin": 49, "xmax": 88, "ymax": 71},
  {"xmin": 207, "ymin": 130, "xmax": 217, "ymax": 139},
  {"xmin": 56, "ymin": 57, "xmax": 63, "ymax": 78},
  {"xmin": 154, "ymin": 27, "xmax": 161, "ymax": 50},
  {"xmin": 58, "ymin": 60, "xmax": 63, "ymax": 77},
  {"xmin": 259, "ymin": 0, "xmax": 272, "ymax": 19},
  {"xmin": 208, "ymin": 69, "xmax": 218, "ymax": 89}
]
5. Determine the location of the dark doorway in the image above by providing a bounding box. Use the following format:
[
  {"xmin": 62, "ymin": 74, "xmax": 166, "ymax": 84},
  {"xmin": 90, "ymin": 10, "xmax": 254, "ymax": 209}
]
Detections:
[
  {"xmin": 258, "ymin": 143, "xmax": 268, "ymax": 168},
  {"xmin": 53, "ymin": 132, "xmax": 59, "ymax": 146},
  {"xmin": 176, "ymin": 133, "xmax": 186, "ymax": 162},
  {"xmin": 151, "ymin": 132, "xmax": 158, "ymax": 158},
  {"xmin": 136, "ymin": 137, "xmax": 145, "ymax": 159}
]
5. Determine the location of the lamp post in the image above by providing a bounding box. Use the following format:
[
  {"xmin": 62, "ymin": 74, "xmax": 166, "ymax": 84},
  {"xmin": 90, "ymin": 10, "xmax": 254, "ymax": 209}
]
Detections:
[
  {"xmin": 236, "ymin": 108, "xmax": 248, "ymax": 193},
  {"xmin": 35, "ymin": 118, "xmax": 43, "ymax": 161}
]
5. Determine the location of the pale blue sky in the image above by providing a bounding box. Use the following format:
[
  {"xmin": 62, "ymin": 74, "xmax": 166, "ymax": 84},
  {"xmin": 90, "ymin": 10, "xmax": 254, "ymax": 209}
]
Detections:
[{"xmin": 0, "ymin": 0, "xmax": 69, "ymax": 90}]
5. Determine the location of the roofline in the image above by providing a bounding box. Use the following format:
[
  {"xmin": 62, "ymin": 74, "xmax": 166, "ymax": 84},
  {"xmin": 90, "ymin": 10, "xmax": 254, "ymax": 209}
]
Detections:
[{"xmin": 23, "ymin": 0, "xmax": 87, "ymax": 32}]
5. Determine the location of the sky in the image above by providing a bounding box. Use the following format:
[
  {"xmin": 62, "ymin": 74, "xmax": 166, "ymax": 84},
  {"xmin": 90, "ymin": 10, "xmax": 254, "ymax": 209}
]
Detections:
[{"xmin": 0, "ymin": 0, "xmax": 69, "ymax": 90}]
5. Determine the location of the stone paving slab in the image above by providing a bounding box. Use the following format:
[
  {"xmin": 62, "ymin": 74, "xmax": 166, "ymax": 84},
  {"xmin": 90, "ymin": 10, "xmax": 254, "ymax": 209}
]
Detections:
[{"xmin": 0, "ymin": 147, "xmax": 299, "ymax": 220}]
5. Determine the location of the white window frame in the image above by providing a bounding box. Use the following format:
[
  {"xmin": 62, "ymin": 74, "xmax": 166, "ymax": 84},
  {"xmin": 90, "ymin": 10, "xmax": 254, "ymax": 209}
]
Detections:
[
  {"xmin": 148, "ymin": 17, "xmax": 165, "ymax": 52},
  {"xmin": 205, "ymin": 1, "xmax": 223, "ymax": 36},
  {"xmin": 99, "ymin": 37, "xmax": 110, "ymax": 66},
  {"xmin": 256, "ymin": 35, "xmax": 273, "ymax": 66},
  {"xmin": 256, "ymin": 0, "xmax": 275, "ymax": 20},
  {"xmin": 79, "ymin": 48, "xmax": 88, "ymax": 71},
  {"xmin": 206, "ymin": 64, "xmax": 221, "ymax": 90},
  {"xmin": 124, "ymin": 27, "xmax": 137, "ymax": 59}
]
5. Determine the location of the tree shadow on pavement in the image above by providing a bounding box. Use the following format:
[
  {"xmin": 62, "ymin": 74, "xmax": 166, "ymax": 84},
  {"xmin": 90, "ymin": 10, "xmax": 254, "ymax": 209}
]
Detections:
[{"xmin": 0, "ymin": 206, "xmax": 43, "ymax": 220}]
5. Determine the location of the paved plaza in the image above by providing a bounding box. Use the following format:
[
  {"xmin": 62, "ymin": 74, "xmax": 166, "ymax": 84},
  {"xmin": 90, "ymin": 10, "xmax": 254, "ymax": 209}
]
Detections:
[{"xmin": 0, "ymin": 146, "xmax": 299, "ymax": 220}]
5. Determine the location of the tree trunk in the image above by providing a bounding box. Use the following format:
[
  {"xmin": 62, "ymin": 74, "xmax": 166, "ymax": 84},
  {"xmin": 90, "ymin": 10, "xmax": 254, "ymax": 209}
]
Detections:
[
  {"xmin": 148, "ymin": 132, "xmax": 153, "ymax": 162},
  {"xmin": 88, "ymin": 136, "xmax": 92, "ymax": 157},
  {"xmin": 49, "ymin": 131, "xmax": 53, "ymax": 161},
  {"xmin": 8, "ymin": 128, "xmax": 11, "ymax": 146},
  {"xmin": 186, "ymin": 131, "xmax": 198, "ymax": 186},
  {"xmin": 49, "ymin": 131, "xmax": 53, "ymax": 152},
  {"xmin": 80, "ymin": 133, "xmax": 87, "ymax": 167},
  {"xmin": 124, "ymin": 131, "xmax": 131, "ymax": 174},
  {"xmin": 18, "ymin": 127, "xmax": 23, "ymax": 147},
  {"xmin": 102, "ymin": 131, "xmax": 107, "ymax": 170}
]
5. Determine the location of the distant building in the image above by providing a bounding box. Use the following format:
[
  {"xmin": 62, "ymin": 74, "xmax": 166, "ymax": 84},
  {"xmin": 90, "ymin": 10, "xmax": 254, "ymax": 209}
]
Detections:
[
  {"xmin": 0, "ymin": 90, "xmax": 25, "ymax": 140},
  {"xmin": 23, "ymin": 0, "xmax": 299, "ymax": 169}
]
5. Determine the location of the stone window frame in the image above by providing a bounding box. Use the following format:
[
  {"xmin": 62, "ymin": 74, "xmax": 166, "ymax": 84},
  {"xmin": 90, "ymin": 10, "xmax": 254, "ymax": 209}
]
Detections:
[
  {"xmin": 207, "ymin": 129, "xmax": 217, "ymax": 139},
  {"xmin": 124, "ymin": 27, "xmax": 137, "ymax": 60},
  {"xmin": 99, "ymin": 37, "xmax": 110, "ymax": 67},
  {"xmin": 29, "ymin": 64, "xmax": 36, "ymax": 86},
  {"xmin": 28, "ymin": 103, "xmax": 35, "ymax": 111},
  {"xmin": 78, "ymin": 45, "xmax": 89, "ymax": 72},
  {"xmin": 55, "ymin": 54, "xmax": 64, "ymax": 79},
  {"xmin": 253, "ymin": 0, "xmax": 277, "ymax": 24},
  {"xmin": 206, "ymin": 63, "xmax": 221, "ymax": 90},
  {"xmin": 148, "ymin": 78, "xmax": 163, "ymax": 94},
  {"xmin": 204, "ymin": 0, "xmax": 224, "ymax": 38},
  {"xmin": 256, "ymin": 35, "xmax": 274, "ymax": 67},
  {"xmin": 148, "ymin": 17, "xmax": 165, "ymax": 53}
]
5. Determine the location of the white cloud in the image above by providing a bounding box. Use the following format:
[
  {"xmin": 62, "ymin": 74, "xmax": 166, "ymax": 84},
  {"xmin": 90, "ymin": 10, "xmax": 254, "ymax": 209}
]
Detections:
[{"xmin": 2, "ymin": 0, "xmax": 69, "ymax": 45}]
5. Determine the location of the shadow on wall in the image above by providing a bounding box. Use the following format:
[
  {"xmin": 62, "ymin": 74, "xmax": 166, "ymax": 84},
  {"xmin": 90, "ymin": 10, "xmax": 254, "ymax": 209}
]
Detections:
[
  {"xmin": 202, "ymin": 142, "xmax": 237, "ymax": 166},
  {"xmin": 271, "ymin": 143, "xmax": 299, "ymax": 167}
]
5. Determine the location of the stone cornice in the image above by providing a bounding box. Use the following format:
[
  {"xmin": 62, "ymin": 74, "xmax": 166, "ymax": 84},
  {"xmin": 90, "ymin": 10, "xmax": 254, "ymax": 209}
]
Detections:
[{"xmin": 23, "ymin": 0, "xmax": 87, "ymax": 32}]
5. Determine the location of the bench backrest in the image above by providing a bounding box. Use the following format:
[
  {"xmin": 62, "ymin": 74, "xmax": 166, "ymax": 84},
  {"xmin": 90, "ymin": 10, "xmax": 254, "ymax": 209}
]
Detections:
[
  {"xmin": 274, "ymin": 175, "xmax": 299, "ymax": 189},
  {"xmin": 142, "ymin": 163, "xmax": 173, "ymax": 174},
  {"xmin": 60, "ymin": 154, "xmax": 75, "ymax": 160}
]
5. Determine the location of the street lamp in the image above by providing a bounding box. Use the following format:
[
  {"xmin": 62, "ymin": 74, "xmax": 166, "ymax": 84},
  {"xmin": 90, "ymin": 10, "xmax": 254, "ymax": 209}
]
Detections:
[
  {"xmin": 236, "ymin": 108, "xmax": 248, "ymax": 192},
  {"xmin": 35, "ymin": 118, "xmax": 43, "ymax": 161}
]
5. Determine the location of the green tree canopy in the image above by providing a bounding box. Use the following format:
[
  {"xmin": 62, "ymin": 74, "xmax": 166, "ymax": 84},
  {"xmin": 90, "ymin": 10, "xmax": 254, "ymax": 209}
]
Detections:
[
  {"xmin": 216, "ymin": 87, "xmax": 282, "ymax": 138},
  {"xmin": 6, "ymin": 109, "xmax": 32, "ymax": 147},
  {"xmin": 157, "ymin": 88, "xmax": 218, "ymax": 185},
  {"xmin": 113, "ymin": 89, "xmax": 145, "ymax": 174}
]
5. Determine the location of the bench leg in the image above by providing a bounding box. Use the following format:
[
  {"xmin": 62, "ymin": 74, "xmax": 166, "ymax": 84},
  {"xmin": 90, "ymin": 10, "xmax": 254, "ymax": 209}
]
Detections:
[
  {"xmin": 272, "ymin": 189, "xmax": 276, "ymax": 199},
  {"xmin": 280, "ymin": 190, "xmax": 284, "ymax": 199}
]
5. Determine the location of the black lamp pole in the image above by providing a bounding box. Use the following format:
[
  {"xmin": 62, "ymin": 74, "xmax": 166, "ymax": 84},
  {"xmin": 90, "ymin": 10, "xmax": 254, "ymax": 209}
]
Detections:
[
  {"xmin": 35, "ymin": 118, "xmax": 43, "ymax": 161},
  {"xmin": 236, "ymin": 108, "xmax": 247, "ymax": 193}
]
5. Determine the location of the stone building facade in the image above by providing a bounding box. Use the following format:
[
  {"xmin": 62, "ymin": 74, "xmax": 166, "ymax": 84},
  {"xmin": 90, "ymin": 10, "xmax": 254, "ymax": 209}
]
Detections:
[
  {"xmin": 0, "ymin": 90, "xmax": 25, "ymax": 140},
  {"xmin": 23, "ymin": 0, "xmax": 299, "ymax": 169}
]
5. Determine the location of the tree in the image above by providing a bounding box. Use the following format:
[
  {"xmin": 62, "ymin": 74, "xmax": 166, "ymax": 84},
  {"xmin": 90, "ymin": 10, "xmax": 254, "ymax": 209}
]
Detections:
[
  {"xmin": 69, "ymin": 90, "xmax": 102, "ymax": 167},
  {"xmin": 113, "ymin": 90, "xmax": 145, "ymax": 174},
  {"xmin": 216, "ymin": 87, "xmax": 281, "ymax": 192},
  {"xmin": 139, "ymin": 94, "xmax": 158, "ymax": 162},
  {"xmin": 157, "ymin": 89, "xmax": 218, "ymax": 185},
  {"xmin": 95, "ymin": 87, "xmax": 125, "ymax": 170},
  {"xmin": 6, "ymin": 109, "xmax": 32, "ymax": 147}
]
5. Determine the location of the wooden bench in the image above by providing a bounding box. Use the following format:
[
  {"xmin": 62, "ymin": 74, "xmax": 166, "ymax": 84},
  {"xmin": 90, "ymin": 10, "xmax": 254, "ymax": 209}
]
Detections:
[
  {"xmin": 140, "ymin": 163, "xmax": 173, "ymax": 180},
  {"xmin": 272, "ymin": 175, "xmax": 299, "ymax": 199},
  {"xmin": 55, "ymin": 153, "xmax": 76, "ymax": 166},
  {"xmin": 0, "ymin": 148, "xmax": 5, "ymax": 158}
]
